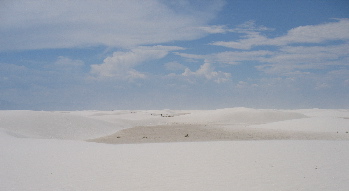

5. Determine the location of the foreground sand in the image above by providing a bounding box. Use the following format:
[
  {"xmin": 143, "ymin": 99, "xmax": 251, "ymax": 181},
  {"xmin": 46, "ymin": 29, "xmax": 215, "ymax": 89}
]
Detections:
[{"xmin": 1, "ymin": 108, "xmax": 349, "ymax": 190}]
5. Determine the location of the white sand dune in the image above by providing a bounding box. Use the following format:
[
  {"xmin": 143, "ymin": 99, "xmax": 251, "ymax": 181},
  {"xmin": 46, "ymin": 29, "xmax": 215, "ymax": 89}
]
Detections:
[
  {"xmin": 0, "ymin": 110, "xmax": 127, "ymax": 140},
  {"xmin": 1, "ymin": 108, "xmax": 349, "ymax": 190}
]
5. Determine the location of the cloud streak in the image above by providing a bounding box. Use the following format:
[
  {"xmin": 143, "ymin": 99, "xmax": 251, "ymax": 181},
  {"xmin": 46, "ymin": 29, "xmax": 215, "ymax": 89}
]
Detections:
[
  {"xmin": 90, "ymin": 46, "xmax": 184, "ymax": 80},
  {"xmin": 211, "ymin": 19, "xmax": 349, "ymax": 49},
  {"xmin": 257, "ymin": 43, "xmax": 349, "ymax": 75},
  {"xmin": 0, "ymin": 0, "xmax": 224, "ymax": 51},
  {"xmin": 178, "ymin": 19, "xmax": 349, "ymax": 77}
]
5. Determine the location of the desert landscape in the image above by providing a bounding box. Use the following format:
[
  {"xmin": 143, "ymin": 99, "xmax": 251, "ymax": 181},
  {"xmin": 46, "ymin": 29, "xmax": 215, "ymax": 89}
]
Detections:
[
  {"xmin": 2, "ymin": 1, "xmax": 349, "ymax": 190},
  {"xmin": 1, "ymin": 108, "xmax": 349, "ymax": 190}
]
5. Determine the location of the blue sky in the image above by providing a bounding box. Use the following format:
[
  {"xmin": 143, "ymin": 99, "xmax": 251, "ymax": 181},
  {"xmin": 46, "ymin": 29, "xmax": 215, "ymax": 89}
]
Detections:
[{"xmin": 1, "ymin": 0, "xmax": 349, "ymax": 110}]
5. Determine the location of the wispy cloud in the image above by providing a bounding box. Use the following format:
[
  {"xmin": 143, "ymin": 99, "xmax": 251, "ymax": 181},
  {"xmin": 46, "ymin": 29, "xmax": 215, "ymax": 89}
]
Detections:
[
  {"xmin": 210, "ymin": 20, "xmax": 273, "ymax": 49},
  {"xmin": 164, "ymin": 61, "xmax": 187, "ymax": 71},
  {"xmin": 256, "ymin": 43, "xmax": 349, "ymax": 75},
  {"xmin": 0, "ymin": 0, "xmax": 224, "ymax": 51},
  {"xmin": 211, "ymin": 19, "xmax": 349, "ymax": 49},
  {"xmin": 176, "ymin": 50, "xmax": 274, "ymax": 65},
  {"xmin": 51, "ymin": 56, "xmax": 84, "ymax": 72},
  {"xmin": 180, "ymin": 42, "xmax": 349, "ymax": 76},
  {"xmin": 180, "ymin": 19, "xmax": 349, "ymax": 77},
  {"xmin": 90, "ymin": 46, "xmax": 184, "ymax": 80},
  {"xmin": 197, "ymin": 25, "xmax": 231, "ymax": 34}
]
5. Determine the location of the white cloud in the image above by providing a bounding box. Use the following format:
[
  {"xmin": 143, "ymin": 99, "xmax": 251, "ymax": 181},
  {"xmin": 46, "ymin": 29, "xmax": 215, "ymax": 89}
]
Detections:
[
  {"xmin": 208, "ymin": 50, "xmax": 274, "ymax": 65},
  {"xmin": 210, "ymin": 36, "xmax": 267, "ymax": 50},
  {"xmin": 174, "ymin": 52, "xmax": 205, "ymax": 62},
  {"xmin": 206, "ymin": 20, "xmax": 349, "ymax": 76},
  {"xmin": 90, "ymin": 45, "xmax": 184, "ymax": 80},
  {"xmin": 178, "ymin": 42, "xmax": 349, "ymax": 76},
  {"xmin": 182, "ymin": 63, "xmax": 231, "ymax": 83},
  {"xmin": 326, "ymin": 69, "xmax": 349, "ymax": 87},
  {"xmin": 52, "ymin": 56, "xmax": 84, "ymax": 71},
  {"xmin": 197, "ymin": 25, "xmax": 231, "ymax": 34},
  {"xmin": 177, "ymin": 50, "xmax": 274, "ymax": 65},
  {"xmin": 236, "ymin": 81, "xmax": 258, "ymax": 89},
  {"xmin": 211, "ymin": 19, "xmax": 349, "ymax": 49},
  {"xmin": 257, "ymin": 43, "xmax": 349, "ymax": 75},
  {"xmin": 315, "ymin": 83, "xmax": 330, "ymax": 90},
  {"xmin": 274, "ymin": 19, "xmax": 349, "ymax": 45},
  {"xmin": 0, "ymin": 0, "xmax": 224, "ymax": 51},
  {"xmin": 344, "ymin": 79, "xmax": 349, "ymax": 86},
  {"xmin": 164, "ymin": 61, "xmax": 186, "ymax": 71},
  {"xmin": 210, "ymin": 20, "xmax": 273, "ymax": 49},
  {"xmin": 232, "ymin": 20, "xmax": 272, "ymax": 33}
]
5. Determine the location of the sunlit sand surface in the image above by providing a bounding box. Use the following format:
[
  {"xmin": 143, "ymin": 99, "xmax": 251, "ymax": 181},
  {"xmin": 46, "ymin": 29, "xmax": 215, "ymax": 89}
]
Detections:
[{"xmin": 1, "ymin": 108, "xmax": 349, "ymax": 191}]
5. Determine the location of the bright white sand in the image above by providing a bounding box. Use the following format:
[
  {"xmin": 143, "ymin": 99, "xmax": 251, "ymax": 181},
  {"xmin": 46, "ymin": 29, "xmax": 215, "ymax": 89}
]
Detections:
[{"xmin": 1, "ymin": 108, "xmax": 349, "ymax": 190}]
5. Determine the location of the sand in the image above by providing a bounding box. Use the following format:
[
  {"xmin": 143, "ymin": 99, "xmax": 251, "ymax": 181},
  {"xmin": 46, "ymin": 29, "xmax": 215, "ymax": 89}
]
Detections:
[
  {"xmin": 88, "ymin": 124, "xmax": 349, "ymax": 144},
  {"xmin": 1, "ymin": 108, "xmax": 349, "ymax": 191}
]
